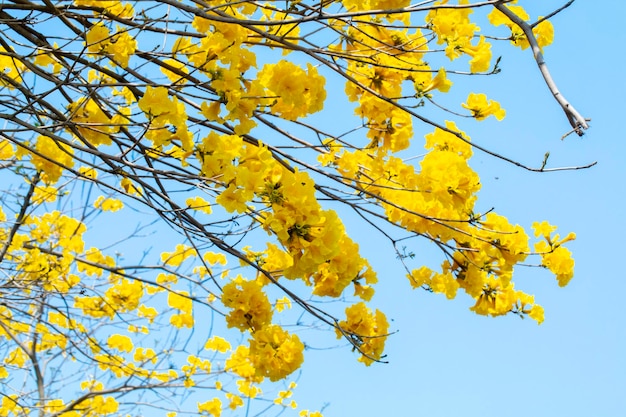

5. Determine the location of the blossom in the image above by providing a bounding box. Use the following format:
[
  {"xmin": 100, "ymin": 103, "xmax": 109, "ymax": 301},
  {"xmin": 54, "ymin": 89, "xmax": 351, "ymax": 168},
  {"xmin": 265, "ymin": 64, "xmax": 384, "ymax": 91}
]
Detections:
[
  {"xmin": 222, "ymin": 277, "xmax": 272, "ymax": 331},
  {"xmin": 462, "ymin": 93, "xmax": 505, "ymax": 121},
  {"xmin": 0, "ymin": 46, "xmax": 27, "ymax": 88},
  {"xmin": 258, "ymin": 61, "xmax": 326, "ymax": 120},
  {"xmin": 462, "ymin": 36, "xmax": 492, "ymax": 73},
  {"xmin": 94, "ymin": 196, "xmax": 124, "ymax": 212},
  {"xmin": 336, "ymin": 302, "xmax": 388, "ymax": 365},
  {"xmin": 29, "ymin": 135, "xmax": 74, "ymax": 183},
  {"xmin": 248, "ymin": 325, "xmax": 304, "ymax": 381},
  {"xmin": 205, "ymin": 336, "xmax": 231, "ymax": 353},
  {"xmin": 197, "ymin": 398, "xmax": 221, "ymax": 417},
  {"xmin": 107, "ymin": 334, "xmax": 134, "ymax": 353}
]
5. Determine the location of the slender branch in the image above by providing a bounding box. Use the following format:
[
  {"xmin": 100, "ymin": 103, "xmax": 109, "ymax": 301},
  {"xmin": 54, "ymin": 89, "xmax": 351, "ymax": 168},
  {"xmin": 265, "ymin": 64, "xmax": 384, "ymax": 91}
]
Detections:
[
  {"xmin": 0, "ymin": 173, "xmax": 40, "ymax": 263},
  {"xmin": 494, "ymin": 2, "xmax": 589, "ymax": 136},
  {"xmin": 531, "ymin": 0, "xmax": 576, "ymax": 29}
]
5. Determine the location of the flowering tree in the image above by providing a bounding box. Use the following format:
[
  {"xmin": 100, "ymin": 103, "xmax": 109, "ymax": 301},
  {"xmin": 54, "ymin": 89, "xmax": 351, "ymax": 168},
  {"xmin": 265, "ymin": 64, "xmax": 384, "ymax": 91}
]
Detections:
[{"xmin": 0, "ymin": 0, "xmax": 590, "ymax": 416}]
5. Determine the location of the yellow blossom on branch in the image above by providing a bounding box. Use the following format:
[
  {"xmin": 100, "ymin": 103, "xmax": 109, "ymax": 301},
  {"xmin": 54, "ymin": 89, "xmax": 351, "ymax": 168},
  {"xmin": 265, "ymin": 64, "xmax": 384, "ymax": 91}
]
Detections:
[{"xmin": 462, "ymin": 93, "xmax": 506, "ymax": 121}]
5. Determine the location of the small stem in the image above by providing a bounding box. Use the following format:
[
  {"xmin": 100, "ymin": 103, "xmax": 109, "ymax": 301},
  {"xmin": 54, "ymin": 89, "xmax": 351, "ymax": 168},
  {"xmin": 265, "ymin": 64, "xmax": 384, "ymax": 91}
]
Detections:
[{"xmin": 0, "ymin": 173, "xmax": 40, "ymax": 263}]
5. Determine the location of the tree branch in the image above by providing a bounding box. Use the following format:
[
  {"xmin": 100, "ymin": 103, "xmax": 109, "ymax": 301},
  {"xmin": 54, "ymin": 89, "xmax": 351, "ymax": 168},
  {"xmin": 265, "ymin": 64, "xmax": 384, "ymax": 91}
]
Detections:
[{"xmin": 494, "ymin": 2, "xmax": 589, "ymax": 137}]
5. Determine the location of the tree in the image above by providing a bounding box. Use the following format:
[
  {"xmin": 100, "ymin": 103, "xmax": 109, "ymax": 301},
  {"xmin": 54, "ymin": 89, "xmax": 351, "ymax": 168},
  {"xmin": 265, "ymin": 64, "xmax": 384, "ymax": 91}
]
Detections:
[{"xmin": 0, "ymin": 1, "xmax": 590, "ymax": 416}]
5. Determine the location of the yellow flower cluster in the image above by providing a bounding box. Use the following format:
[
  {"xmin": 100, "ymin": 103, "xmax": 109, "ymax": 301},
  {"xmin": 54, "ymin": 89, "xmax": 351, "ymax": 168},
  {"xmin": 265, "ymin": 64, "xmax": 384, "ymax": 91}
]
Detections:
[
  {"xmin": 197, "ymin": 129, "xmax": 378, "ymax": 306},
  {"xmin": 178, "ymin": 15, "xmax": 259, "ymax": 134},
  {"xmin": 197, "ymin": 398, "xmax": 222, "ymax": 417},
  {"xmin": 533, "ymin": 222, "xmax": 576, "ymax": 287},
  {"xmin": 3, "ymin": 212, "xmax": 85, "ymax": 294},
  {"xmin": 258, "ymin": 61, "xmax": 327, "ymax": 121},
  {"xmin": 341, "ymin": 0, "xmax": 411, "ymax": 22},
  {"xmin": 336, "ymin": 302, "xmax": 389, "ymax": 365},
  {"xmin": 248, "ymin": 325, "xmax": 305, "ymax": 382},
  {"xmin": 138, "ymin": 86, "xmax": 194, "ymax": 153},
  {"xmin": 426, "ymin": 0, "xmax": 492, "ymax": 72},
  {"xmin": 26, "ymin": 136, "xmax": 74, "ymax": 184},
  {"xmin": 67, "ymin": 98, "xmax": 115, "ymax": 146},
  {"xmin": 168, "ymin": 290, "xmax": 194, "ymax": 328},
  {"xmin": 488, "ymin": 4, "xmax": 554, "ymax": 50},
  {"xmin": 319, "ymin": 115, "xmax": 569, "ymax": 325},
  {"xmin": 43, "ymin": 390, "xmax": 119, "ymax": 417},
  {"xmin": 462, "ymin": 93, "xmax": 506, "ymax": 121},
  {"xmin": 222, "ymin": 276, "xmax": 273, "ymax": 331},
  {"xmin": 338, "ymin": 23, "xmax": 427, "ymax": 152},
  {"xmin": 75, "ymin": 278, "xmax": 143, "ymax": 319},
  {"xmin": 86, "ymin": 22, "xmax": 137, "ymax": 67},
  {"xmin": 0, "ymin": 46, "xmax": 27, "ymax": 89},
  {"xmin": 0, "ymin": 139, "xmax": 15, "ymax": 160},
  {"xmin": 93, "ymin": 195, "xmax": 124, "ymax": 212},
  {"xmin": 74, "ymin": 0, "xmax": 134, "ymax": 18}
]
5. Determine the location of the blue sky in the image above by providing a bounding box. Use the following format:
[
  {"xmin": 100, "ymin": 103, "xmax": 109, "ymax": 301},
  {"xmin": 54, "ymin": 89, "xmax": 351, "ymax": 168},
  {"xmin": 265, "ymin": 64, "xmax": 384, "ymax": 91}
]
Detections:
[{"xmin": 288, "ymin": 2, "xmax": 626, "ymax": 416}]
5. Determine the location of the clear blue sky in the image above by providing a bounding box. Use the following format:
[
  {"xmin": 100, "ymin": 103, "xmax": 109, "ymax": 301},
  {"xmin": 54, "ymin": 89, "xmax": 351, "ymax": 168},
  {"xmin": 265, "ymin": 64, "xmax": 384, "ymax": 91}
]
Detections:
[{"xmin": 289, "ymin": 2, "xmax": 626, "ymax": 416}]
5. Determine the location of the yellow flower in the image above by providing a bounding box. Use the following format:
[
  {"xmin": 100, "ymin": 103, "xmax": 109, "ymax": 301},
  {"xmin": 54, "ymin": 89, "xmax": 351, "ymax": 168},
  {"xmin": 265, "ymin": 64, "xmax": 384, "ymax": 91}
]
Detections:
[
  {"xmin": 248, "ymin": 325, "xmax": 304, "ymax": 381},
  {"xmin": 528, "ymin": 304, "xmax": 545, "ymax": 325},
  {"xmin": 93, "ymin": 196, "xmax": 124, "ymax": 212},
  {"xmin": 160, "ymin": 58, "xmax": 189, "ymax": 83},
  {"xmin": 275, "ymin": 296, "xmax": 292, "ymax": 312},
  {"xmin": 542, "ymin": 245, "xmax": 575, "ymax": 287},
  {"xmin": 108, "ymin": 26, "xmax": 136, "ymax": 67},
  {"xmin": 33, "ymin": 184, "xmax": 59, "ymax": 203},
  {"xmin": 258, "ymin": 61, "xmax": 326, "ymax": 120},
  {"xmin": 33, "ymin": 43, "xmax": 63, "ymax": 74},
  {"xmin": 161, "ymin": 244, "xmax": 195, "ymax": 266},
  {"xmin": 487, "ymin": 4, "xmax": 530, "ymax": 28},
  {"xmin": 197, "ymin": 398, "xmax": 222, "ymax": 417},
  {"xmin": 107, "ymin": 334, "xmax": 134, "ymax": 353},
  {"xmin": 215, "ymin": 184, "xmax": 252, "ymax": 213},
  {"xmin": 408, "ymin": 266, "xmax": 433, "ymax": 289},
  {"xmin": 138, "ymin": 304, "xmax": 158, "ymax": 323},
  {"xmin": 226, "ymin": 393, "xmax": 244, "ymax": 410},
  {"xmin": 133, "ymin": 347, "xmax": 157, "ymax": 364},
  {"xmin": 0, "ymin": 139, "xmax": 15, "ymax": 159},
  {"xmin": 138, "ymin": 86, "xmax": 176, "ymax": 118},
  {"xmin": 121, "ymin": 177, "xmax": 142, "ymax": 196},
  {"xmin": 300, "ymin": 411, "xmax": 324, "ymax": 417},
  {"xmin": 79, "ymin": 166, "xmax": 98, "ymax": 179},
  {"xmin": 105, "ymin": 278, "xmax": 143, "ymax": 312},
  {"xmin": 0, "ymin": 46, "xmax": 27, "ymax": 88},
  {"xmin": 75, "ymin": 0, "xmax": 134, "ymax": 18},
  {"xmin": 224, "ymin": 346, "xmax": 259, "ymax": 381},
  {"xmin": 336, "ymin": 302, "xmax": 388, "ymax": 366},
  {"xmin": 532, "ymin": 220, "xmax": 557, "ymax": 240},
  {"xmin": 204, "ymin": 336, "xmax": 231, "ymax": 353},
  {"xmin": 533, "ymin": 19, "xmax": 554, "ymax": 49},
  {"xmin": 186, "ymin": 196, "xmax": 213, "ymax": 214},
  {"xmin": 424, "ymin": 120, "xmax": 473, "ymax": 159},
  {"xmin": 222, "ymin": 277, "xmax": 272, "ymax": 331},
  {"xmin": 67, "ymin": 98, "xmax": 115, "ymax": 146},
  {"xmin": 86, "ymin": 23, "xmax": 111, "ymax": 55},
  {"xmin": 167, "ymin": 290, "xmax": 192, "ymax": 314},
  {"xmin": 462, "ymin": 93, "xmax": 505, "ymax": 121},
  {"xmin": 204, "ymin": 251, "xmax": 227, "ymax": 265},
  {"xmin": 30, "ymin": 135, "xmax": 74, "ymax": 183},
  {"xmin": 427, "ymin": 67, "xmax": 452, "ymax": 93},
  {"xmin": 462, "ymin": 36, "xmax": 492, "ymax": 73}
]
